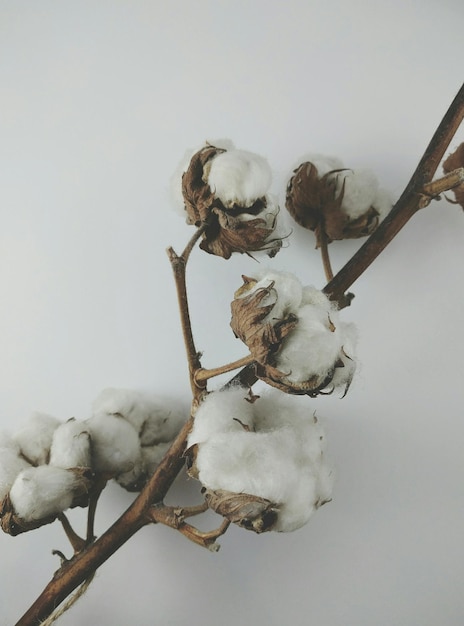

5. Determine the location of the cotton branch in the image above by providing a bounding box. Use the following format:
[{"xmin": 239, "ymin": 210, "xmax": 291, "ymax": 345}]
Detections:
[{"xmin": 13, "ymin": 82, "xmax": 464, "ymax": 626}]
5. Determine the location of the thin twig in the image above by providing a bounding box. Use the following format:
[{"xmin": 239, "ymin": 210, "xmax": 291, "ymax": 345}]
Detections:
[
  {"xmin": 57, "ymin": 514, "xmax": 86, "ymax": 554},
  {"xmin": 317, "ymin": 226, "xmax": 334, "ymax": 282},
  {"xmin": 195, "ymin": 354, "xmax": 255, "ymax": 384}
]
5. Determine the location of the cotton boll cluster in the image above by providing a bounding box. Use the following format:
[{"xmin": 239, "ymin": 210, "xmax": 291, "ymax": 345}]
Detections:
[
  {"xmin": 187, "ymin": 388, "xmax": 334, "ymax": 532},
  {"xmin": 231, "ymin": 271, "xmax": 356, "ymax": 395},
  {"xmin": 0, "ymin": 389, "xmax": 187, "ymax": 533},
  {"xmin": 178, "ymin": 142, "xmax": 283, "ymax": 259}
]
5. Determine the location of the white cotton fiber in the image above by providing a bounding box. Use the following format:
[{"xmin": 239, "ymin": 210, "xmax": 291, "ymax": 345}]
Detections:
[
  {"xmin": 332, "ymin": 168, "xmax": 379, "ymax": 219},
  {"xmin": 0, "ymin": 448, "xmax": 31, "ymax": 501},
  {"xmin": 277, "ymin": 305, "xmax": 343, "ymax": 383},
  {"xmin": 86, "ymin": 412, "xmax": 141, "ymax": 476},
  {"xmin": 207, "ymin": 149, "xmax": 272, "ymax": 208},
  {"xmin": 191, "ymin": 390, "xmax": 334, "ymax": 532},
  {"xmin": 92, "ymin": 388, "xmax": 186, "ymax": 445},
  {"xmin": 187, "ymin": 387, "xmax": 255, "ymax": 447},
  {"xmin": 237, "ymin": 269, "xmax": 303, "ymax": 321},
  {"xmin": 9, "ymin": 465, "xmax": 83, "ymax": 521},
  {"xmin": 372, "ymin": 187, "xmax": 393, "ymax": 220},
  {"xmin": 13, "ymin": 412, "xmax": 61, "ymax": 466},
  {"xmin": 141, "ymin": 441, "xmax": 172, "ymax": 477},
  {"xmin": 49, "ymin": 418, "xmax": 91, "ymax": 469}
]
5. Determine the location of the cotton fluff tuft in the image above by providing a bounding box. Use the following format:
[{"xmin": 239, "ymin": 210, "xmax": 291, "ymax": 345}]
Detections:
[
  {"xmin": 294, "ymin": 153, "xmax": 344, "ymax": 177},
  {"xmin": 85, "ymin": 413, "xmax": 141, "ymax": 476},
  {"xmin": 9, "ymin": 466, "xmax": 83, "ymax": 522},
  {"xmin": 187, "ymin": 387, "xmax": 255, "ymax": 446},
  {"xmin": 0, "ymin": 434, "xmax": 31, "ymax": 500},
  {"xmin": 188, "ymin": 388, "xmax": 334, "ymax": 532},
  {"xmin": 330, "ymin": 167, "xmax": 392, "ymax": 221},
  {"xmin": 49, "ymin": 418, "xmax": 91, "ymax": 469},
  {"xmin": 92, "ymin": 387, "xmax": 186, "ymax": 446},
  {"xmin": 13, "ymin": 412, "xmax": 61, "ymax": 466},
  {"xmin": 206, "ymin": 149, "xmax": 272, "ymax": 208}
]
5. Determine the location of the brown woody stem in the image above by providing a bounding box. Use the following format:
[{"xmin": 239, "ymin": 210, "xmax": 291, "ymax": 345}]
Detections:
[
  {"xmin": 323, "ymin": 82, "xmax": 464, "ymax": 307},
  {"xmin": 167, "ymin": 229, "xmax": 207, "ymax": 400},
  {"xmin": 57, "ymin": 514, "xmax": 86, "ymax": 554},
  {"xmin": 317, "ymin": 226, "xmax": 334, "ymax": 282}
]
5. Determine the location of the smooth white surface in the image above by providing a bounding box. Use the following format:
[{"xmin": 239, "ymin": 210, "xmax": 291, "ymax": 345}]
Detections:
[{"xmin": 1, "ymin": 1, "xmax": 463, "ymax": 624}]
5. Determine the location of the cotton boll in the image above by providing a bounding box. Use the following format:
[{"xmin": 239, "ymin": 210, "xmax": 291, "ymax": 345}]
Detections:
[
  {"xmin": 13, "ymin": 412, "xmax": 61, "ymax": 466},
  {"xmin": 300, "ymin": 285, "xmax": 336, "ymax": 315},
  {"xmin": 187, "ymin": 388, "xmax": 255, "ymax": 447},
  {"xmin": 49, "ymin": 418, "xmax": 91, "ymax": 469},
  {"xmin": 206, "ymin": 149, "xmax": 272, "ymax": 208},
  {"xmin": 86, "ymin": 413, "xmax": 141, "ymax": 476},
  {"xmin": 9, "ymin": 466, "xmax": 83, "ymax": 522}
]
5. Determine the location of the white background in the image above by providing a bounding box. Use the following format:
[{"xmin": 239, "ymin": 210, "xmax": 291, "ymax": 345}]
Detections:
[{"xmin": 1, "ymin": 1, "xmax": 464, "ymax": 625}]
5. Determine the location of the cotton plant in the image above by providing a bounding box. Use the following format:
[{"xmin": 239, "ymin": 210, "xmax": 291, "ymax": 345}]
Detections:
[{"xmin": 2, "ymin": 91, "xmax": 464, "ymax": 625}]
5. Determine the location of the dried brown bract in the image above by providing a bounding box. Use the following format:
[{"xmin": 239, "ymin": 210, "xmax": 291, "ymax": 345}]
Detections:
[{"xmin": 203, "ymin": 488, "xmax": 278, "ymax": 533}]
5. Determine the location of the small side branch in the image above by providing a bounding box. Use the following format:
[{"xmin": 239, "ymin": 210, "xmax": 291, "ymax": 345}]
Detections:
[
  {"xmin": 420, "ymin": 167, "xmax": 464, "ymax": 206},
  {"xmin": 195, "ymin": 354, "xmax": 255, "ymax": 384},
  {"xmin": 148, "ymin": 504, "xmax": 230, "ymax": 552}
]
